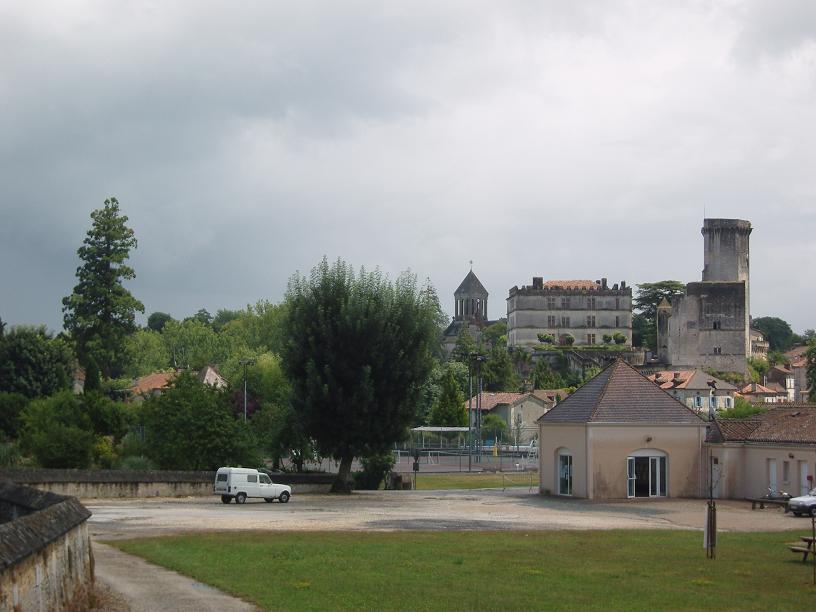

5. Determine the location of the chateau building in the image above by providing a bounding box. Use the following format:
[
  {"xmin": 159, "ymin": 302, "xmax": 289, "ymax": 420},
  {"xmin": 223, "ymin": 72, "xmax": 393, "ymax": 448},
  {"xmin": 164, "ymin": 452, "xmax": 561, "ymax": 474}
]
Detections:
[
  {"xmin": 657, "ymin": 219, "xmax": 752, "ymax": 375},
  {"xmin": 506, "ymin": 277, "xmax": 632, "ymax": 349}
]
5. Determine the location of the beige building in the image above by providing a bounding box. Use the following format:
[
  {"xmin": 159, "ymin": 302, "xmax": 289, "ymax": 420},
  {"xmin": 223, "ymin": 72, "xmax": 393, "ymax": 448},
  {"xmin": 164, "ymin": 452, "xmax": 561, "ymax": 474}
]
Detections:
[
  {"xmin": 507, "ymin": 278, "xmax": 632, "ymax": 349},
  {"xmin": 538, "ymin": 360, "xmax": 707, "ymax": 499},
  {"xmin": 645, "ymin": 370, "xmax": 737, "ymax": 413},
  {"xmin": 465, "ymin": 391, "xmax": 554, "ymax": 444},
  {"xmin": 707, "ymin": 405, "xmax": 816, "ymax": 499}
]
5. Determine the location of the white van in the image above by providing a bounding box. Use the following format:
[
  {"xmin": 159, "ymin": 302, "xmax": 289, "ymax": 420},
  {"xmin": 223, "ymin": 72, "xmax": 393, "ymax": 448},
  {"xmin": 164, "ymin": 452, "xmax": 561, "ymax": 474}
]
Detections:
[{"xmin": 214, "ymin": 467, "xmax": 291, "ymax": 504}]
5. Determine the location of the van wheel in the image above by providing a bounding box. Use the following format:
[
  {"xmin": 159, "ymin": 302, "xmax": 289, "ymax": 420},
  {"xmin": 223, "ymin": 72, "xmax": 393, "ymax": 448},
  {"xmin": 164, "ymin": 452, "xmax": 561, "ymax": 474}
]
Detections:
[
  {"xmin": 279, "ymin": 491, "xmax": 290, "ymax": 503},
  {"xmin": 264, "ymin": 498, "xmax": 273, "ymax": 503},
  {"xmin": 810, "ymin": 506, "xmax": 816, "ymax": 517},
  {"xmin": 236, "ymin": 493, "xmax": 247, "ymax": 504},
  {"xmin": 221, "ymin": 495, "xmax": 232, "ymax": 504}
]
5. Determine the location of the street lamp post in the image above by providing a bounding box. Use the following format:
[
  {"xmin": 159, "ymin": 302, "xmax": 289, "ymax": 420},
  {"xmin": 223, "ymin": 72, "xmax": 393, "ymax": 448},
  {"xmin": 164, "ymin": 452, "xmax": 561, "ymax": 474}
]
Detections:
[{"xmin": 239, "ymin": 359, "xmax": 255, "ymax": 421}]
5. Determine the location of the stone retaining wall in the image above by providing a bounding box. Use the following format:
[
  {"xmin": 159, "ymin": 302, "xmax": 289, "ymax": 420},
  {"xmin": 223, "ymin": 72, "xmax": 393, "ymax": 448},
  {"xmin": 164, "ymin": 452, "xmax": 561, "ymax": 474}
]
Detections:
[
  {"xmin": 0, "ymin": 481, "xmax": 93, "ymax": 612},
  {"xmin": 0, "ymin": 469, "xmax": 336, "ymax": 499}
]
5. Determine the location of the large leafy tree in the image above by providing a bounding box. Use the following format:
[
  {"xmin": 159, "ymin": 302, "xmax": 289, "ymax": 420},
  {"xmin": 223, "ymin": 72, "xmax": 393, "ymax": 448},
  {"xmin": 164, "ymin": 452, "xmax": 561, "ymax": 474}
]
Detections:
[
  {"xmin": 19, "ymin": 392, "xmax": 95, "ymax": 468},
  {"xmin": 752, "ymin": 316, "xmax": 795, "ymax": 352},
  {"xmin": 62, "ymin": 198, "xmax": 144, "ymax": 379},
  {"xmin": 0, "ymin": 325, "xmax": 74, "ymax": 398},
  {"xmin": 282, "ymin": 257, "xmax": 440, "ymax": 492},
  {"xmin": 123, "ymin": 329, "xmax": 171, "ymax": 377},
  {"xmin": 147, "ymin": 311, "xmax": 173, "ymax": 333},
  {"xmin": 139, "ymin": 372, "xmax": 258, "ymax": 470},
  {"xmin": 633, "ymin": 280, "xmax": 685, "ymax": 350}
]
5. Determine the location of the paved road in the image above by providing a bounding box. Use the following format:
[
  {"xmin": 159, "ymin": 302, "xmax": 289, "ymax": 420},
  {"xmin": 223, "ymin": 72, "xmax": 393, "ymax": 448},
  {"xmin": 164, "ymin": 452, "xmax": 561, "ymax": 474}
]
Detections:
[{"xmin": 87, "ymin": 489, "xmax": 803, "ymax": 541}]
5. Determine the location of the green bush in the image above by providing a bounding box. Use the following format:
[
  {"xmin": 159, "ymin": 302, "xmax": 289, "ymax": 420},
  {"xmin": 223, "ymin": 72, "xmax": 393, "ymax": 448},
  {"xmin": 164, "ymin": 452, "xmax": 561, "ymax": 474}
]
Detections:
[
  {"xmin": 115, "ymin": 454, "xmax": 157, "ymax": 470},
  {"xmin": 537, "ymin": 333, "xmax": 555, "ymax": 344},
  {"xmin": 19, "ymin": 392, "xmax": 94, "ymax": 468},
  {"xmin": 93, "ymin": 436, "xmax": 117, "ymax": 468},
  {"xmin": 353, "ymin": 453, "xmax": 396, "ymax": 490},
  {"xmin": 0, "ymin": 392, "xmax": 28, "ymax": 439},
  {"xmin": 613, "ymin": 332, "xmax": 627, "ymax": 344},
  {"xmin": 563, "ymin": 334, "xmax": 575, "ymax": 346},
  {"xmin": 0, "ymin": 437, "xmax": 21, "ymax": 467},
  {"xmin": 602, "ymin": 334, "xmax": 613, "ymax": 344}
]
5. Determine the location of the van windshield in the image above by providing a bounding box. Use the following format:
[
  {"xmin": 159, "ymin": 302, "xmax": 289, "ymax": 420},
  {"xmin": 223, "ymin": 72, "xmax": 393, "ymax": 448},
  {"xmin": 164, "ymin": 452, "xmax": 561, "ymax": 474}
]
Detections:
[
  {"xmin": 260, "ymin": 475, "xmax": 271, "ymax": 484},
  {"xmin": 216, "ymin": 474, "xmax": 227, "ymax": 482}
]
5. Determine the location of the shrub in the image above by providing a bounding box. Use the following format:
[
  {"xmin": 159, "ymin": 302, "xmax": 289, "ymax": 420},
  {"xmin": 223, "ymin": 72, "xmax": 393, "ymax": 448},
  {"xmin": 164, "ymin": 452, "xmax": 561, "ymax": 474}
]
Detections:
[
  {"xmin": 613, "ymin": 332, "xmax": 627, "ymax": 344},
  {"xmin": 563, "ymin": 334, "xmax": 575, "ymax": 346},
  {"xmin": 19, "ymin": 392, "xmax": 94, "ymax": 468},
  {"xmin": 537, "ymin": 333, "xmax": 555, "ymax": 344},
  {"xmin": 0, "ymin": 392, "xmax": 28, "ymax": 439},
  {"xmin": 93, "ymin": 436, "xmax": 117, "ymax": 469},
  {"xmin": 602, "ymin": 334, "xmax": 613, "ymax": 344},
  {"xmin": 115, "ymin": 454, "xmax": 157, "ymax": 470},
  {"xmin": 0, "ymin": 437, "xmax": 21, "ymax": 467},
  {"xmin": 353, "ymin": 453, "xmax": 396, "ymax": 490}
]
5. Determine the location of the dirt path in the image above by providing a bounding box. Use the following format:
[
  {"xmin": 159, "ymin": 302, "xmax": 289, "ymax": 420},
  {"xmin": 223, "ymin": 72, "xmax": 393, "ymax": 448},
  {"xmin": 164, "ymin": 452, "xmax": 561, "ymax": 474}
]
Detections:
[{"xmin": 93, "ymin": 542, "xmax": 258, "ymax": 612}]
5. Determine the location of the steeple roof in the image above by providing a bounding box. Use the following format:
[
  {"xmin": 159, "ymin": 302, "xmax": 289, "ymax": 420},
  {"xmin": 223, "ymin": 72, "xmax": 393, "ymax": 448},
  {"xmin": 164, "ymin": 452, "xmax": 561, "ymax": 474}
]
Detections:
[
  {"xmin": 454, "ymin": 270, "xmax": 488, "ymax": 297},
  {"xmin": 538, "ymin": 360, "xmax": 704, "ymax": 424}
]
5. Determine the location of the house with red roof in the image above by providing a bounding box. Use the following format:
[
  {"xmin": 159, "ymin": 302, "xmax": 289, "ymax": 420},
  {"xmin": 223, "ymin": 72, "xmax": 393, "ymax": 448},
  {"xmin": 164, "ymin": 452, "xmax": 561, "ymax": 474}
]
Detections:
[
  {"xmin": 463, "ymin": 391, "xmax": 555, "ymax": 444},
  {"xmin": 646, "ymin": 369, "xmax": 737, "ymax": 412}
]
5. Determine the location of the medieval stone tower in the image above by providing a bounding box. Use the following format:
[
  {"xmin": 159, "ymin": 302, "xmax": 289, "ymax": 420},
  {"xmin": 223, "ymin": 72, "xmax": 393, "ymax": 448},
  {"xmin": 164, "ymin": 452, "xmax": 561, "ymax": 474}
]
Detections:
[
  {"xmin": 657, "ymin": 218, "xmax": 752, "ymax": 374},
  {"xmin": 454, "ymin": 269, "xmax": 488, "ymax": 323}
]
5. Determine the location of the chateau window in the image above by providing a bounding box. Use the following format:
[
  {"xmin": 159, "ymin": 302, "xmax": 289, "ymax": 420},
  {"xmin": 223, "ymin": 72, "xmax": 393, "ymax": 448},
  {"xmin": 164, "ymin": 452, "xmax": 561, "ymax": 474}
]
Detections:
[
  {"xmin": 713, "ymin": 320, "xmax": 721, "ymax": 330},
  {"xmin": 587, "ymin": 333, "xmax": 596, "ymax": 345},
  {"xmin": 561, "ymin": 297, "xmax": 570, "ymax": 309},
  {"xmin": 546, "ymin": 296, "xmax": 556, "ymax": 310},
  {"xmin": 713, "ymin": 347, "xmax": 722, "ymax": 355},
  {"xmin": 547, "ymin": 315, "xmax": 557, "ymax": 327},
  {"xmin": 615, "ymin": 315, "xmax": 620, "ymax": 328},
  {"xmin": 561, "ymin": 316, "xmax": 570, "ymax": 327},
  {"xmin": 615, "ymin": 297, "xmax": 620, "ymax": 309},
  {"xmin": 586, "ymin": 315, "xmax": 596, "ymax": 327},
  {"xmin": 587, "ymin": 297, "xmax": 596, "ymax": 310}
]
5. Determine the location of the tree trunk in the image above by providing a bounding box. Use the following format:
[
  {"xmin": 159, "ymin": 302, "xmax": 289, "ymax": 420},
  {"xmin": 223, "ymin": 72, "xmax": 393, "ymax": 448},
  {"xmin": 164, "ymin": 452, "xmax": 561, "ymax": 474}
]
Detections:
[{"xmin": 331, "ymin": 455, "xmax": 354, "ymax": 493}]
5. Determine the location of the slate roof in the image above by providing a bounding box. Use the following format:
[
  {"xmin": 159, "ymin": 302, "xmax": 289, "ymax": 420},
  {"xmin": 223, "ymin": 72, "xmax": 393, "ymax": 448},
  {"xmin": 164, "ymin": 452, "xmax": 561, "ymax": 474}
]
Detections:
[
  {"xmin": 709, "ymin": 405, "xmax": 816, "ymax": 444},
  {"xmin": 454, "ymin": 270, "xmax": 488, "ymax": 297},
  {"xmin": 538, "ymin": 359, "xmax": 704, "ymax": 424},
  {"xmin": 647, "ymin": 369, "xmax": 737, "ymax": 391}
]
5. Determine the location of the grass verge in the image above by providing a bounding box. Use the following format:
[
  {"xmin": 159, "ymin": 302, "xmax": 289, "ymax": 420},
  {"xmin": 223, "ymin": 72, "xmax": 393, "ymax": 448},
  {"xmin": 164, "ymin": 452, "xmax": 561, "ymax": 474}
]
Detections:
[
  {"xmin": 109, "ymin": 530, "xmax": 816, "ymax": 611},
  {"xmin": 410, "ymin": 471, "xmax": 535, "ymax": 490}
]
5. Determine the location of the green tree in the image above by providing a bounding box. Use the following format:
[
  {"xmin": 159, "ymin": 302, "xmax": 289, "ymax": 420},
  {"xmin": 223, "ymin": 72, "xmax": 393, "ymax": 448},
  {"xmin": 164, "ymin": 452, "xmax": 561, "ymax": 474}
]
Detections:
[
  {"xmin": 0, "ymin": 326, "xmax": 74, "ymax": 398},
  {"xmin": 123, "ymin": 329, "xmax": 171, "ymax": 377},
  {"xmin": 188, "ymin": 308, "xmax": 213, "ymax": 326},
  {"xmin": 162, "ymin": 318, "xmax": 236, "ymax": 370},
  {"xmin": 429, "ymin": 366, "xmax": 466, "ymax": 426},
  {"xmin": 717, "ymin": 396, "xmax": 766, "ymax": 419},
  {"xmin": 482, "ymin": 346, "xmax": 518, "ymax": 392},
  {"xmin": 633, "ymin": 280, "xmax": 685, "ymax": 350},
  {"xmin": 147, "ymin": 311, "xmax": 173, "ymax": 333},
  {"xmin": 0, "ymin": 392, "xmax": 28, "ymax": 439},
  {"xmin": 19, "ymin": 392, "xmax": 95, "ymax": 468},
  {"xmin": 62, "ymin": 198, "xmax": 144, "ymax": 378},
  {"xmin": 481, "ymin": 413, "xmax": 507, "ymax": 443},
  {"xmin": 212, "ymin": 309, "xmax": 242, "ymax": 333},
  {"xmin": 139, "ymin": 372, "xmax": 258, "ymax": 470},
  {"xmin": 752, "ymin": 316, "xmax": 795, "ymax": 352},
  {"xmin": 533, "ymin": 360, "xmax": 566, "ymax": 390},
  {"xmin": 481, "ymin": 321, "xmax": 507, "ymax": 349},
  {"xmin": 281, "ymin": 258, "xmax": 440, "ymax": 492},
  {"xmin": 451, "ymin": 326, "xmax": 477, "ymax": 363},
  {"xmin": 807, "ymin": 341, "xmax": 816, "ymax": 403}
]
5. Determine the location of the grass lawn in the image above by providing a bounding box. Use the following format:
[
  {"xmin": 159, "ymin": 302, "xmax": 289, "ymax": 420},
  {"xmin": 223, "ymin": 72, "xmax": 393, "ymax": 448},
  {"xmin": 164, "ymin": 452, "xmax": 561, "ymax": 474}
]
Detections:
[
  {"xmin": 110, "ymin": 530, "xmax": 816, "ymax": 611},
  {"xmin": 411, "ymin": 471, "xmax": 535, "ymax": 490}
]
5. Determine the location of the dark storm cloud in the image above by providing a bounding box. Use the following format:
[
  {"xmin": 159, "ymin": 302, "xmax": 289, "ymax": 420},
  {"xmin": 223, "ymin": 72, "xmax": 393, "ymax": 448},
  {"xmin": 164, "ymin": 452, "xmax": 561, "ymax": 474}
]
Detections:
[{"xmin": 1, "ymin": 1, "xmax": 814, "ymax": 333}]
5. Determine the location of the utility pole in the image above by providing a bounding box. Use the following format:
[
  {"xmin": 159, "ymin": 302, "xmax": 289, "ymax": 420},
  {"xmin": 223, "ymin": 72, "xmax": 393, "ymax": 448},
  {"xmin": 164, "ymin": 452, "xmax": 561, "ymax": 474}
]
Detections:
[{"xmin": 239, "ymin": 359, "xmax": 255, "ymax": 421}]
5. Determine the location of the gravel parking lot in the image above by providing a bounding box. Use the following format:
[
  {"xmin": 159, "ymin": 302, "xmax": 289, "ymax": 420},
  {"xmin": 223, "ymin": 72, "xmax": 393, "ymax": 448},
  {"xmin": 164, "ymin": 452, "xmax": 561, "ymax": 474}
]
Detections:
[{"xmin": 86, "ymin": 489, "xmax": 803, "ymax": 541}]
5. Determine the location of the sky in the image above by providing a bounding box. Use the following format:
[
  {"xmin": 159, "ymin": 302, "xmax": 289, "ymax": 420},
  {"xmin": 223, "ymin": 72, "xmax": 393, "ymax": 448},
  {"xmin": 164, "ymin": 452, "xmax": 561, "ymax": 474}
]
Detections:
[{"xmin": 1, "ymin": 1, "xmax": 815, "ymax": 334}]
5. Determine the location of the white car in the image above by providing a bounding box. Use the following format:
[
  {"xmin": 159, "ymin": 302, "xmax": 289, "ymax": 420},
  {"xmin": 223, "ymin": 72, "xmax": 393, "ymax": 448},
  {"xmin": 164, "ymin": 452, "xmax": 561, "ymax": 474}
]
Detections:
[
  {"xmin": 788, "ymin": 489, "xmax": 816, "ymax": 517},
  {"xmin": 214, "ymin": 467, "xmax": 291, "ymax": 504}
]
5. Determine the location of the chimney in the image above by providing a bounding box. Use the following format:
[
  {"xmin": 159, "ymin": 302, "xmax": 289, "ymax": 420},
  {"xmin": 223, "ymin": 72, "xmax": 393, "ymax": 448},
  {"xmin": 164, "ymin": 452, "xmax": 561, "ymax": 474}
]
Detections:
[
  {"xmin": 602, "ymin": 278, "xmax": 608, "ymax": 289},
  {"xmin": 621, "ymin": 281, "xmax": 626, "ymax": 289},
  {"xmin": 532, "ymin": 277, "xmax": 543, "ymax": 290}
]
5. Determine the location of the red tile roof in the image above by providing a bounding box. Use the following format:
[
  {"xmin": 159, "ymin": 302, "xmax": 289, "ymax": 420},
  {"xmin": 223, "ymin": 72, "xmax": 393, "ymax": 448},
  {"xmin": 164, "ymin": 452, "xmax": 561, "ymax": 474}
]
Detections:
[
  {"xmin": 738, "ymin": 382, "xmax": 780, "ymax": 396},
  {"xmin": 464, "ymin": 392, "xmax": 540, "ymax": 412},
  {"xmin": 646, "ymin": 370, "xmax": 736, "ymax": 391},
  {"xmin": 543, "ymin": 280, "xmax": 599, "ymax": 291},
  {"xmin": 785, "ymin": 345, "xmax": 810, "ymax": 368},
  {"xmin": 711, "ymin": 404, "xmax": 816, "ymax": 444},
  {"xmin": 131, "ymin": 371, "xmax": 176, "ymax": 395}
]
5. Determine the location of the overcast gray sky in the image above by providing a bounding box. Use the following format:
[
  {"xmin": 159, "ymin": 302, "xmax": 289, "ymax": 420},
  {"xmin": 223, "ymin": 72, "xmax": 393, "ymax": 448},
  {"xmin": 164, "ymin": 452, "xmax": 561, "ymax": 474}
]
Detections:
[{"xmin": 1, "ymin": 1, "xmax": 814, "ymax": 333}]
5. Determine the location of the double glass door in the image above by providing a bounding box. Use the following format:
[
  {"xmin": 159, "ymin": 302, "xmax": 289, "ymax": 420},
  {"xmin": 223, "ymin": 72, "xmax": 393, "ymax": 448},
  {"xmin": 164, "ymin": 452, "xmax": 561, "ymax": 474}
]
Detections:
[
  {"xmin": 558, "ymin": 454, "xmax": 572, "ymax": 496},
  {"xmin": 627, "ymin": 455, "xmax": 667, "ymax": 498}
]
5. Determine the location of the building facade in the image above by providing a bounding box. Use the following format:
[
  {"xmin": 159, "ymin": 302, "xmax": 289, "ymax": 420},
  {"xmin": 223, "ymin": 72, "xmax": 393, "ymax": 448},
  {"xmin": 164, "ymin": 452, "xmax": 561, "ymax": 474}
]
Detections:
[
  {"xmin": 507, "ymin": 278, "xmax": 632, "ymax": 349},
  {"xmin": 657, "ymin": 219, "xmax": 752, "ymax": 375}
]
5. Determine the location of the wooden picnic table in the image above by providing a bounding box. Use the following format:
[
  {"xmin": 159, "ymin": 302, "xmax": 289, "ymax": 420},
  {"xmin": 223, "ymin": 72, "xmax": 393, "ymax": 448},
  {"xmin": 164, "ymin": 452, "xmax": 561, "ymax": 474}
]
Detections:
[{"xmin": 788, "ymin": 536, "xmax": 816, "ymax": 562}]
